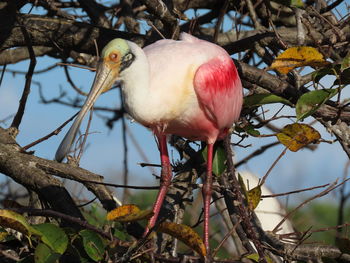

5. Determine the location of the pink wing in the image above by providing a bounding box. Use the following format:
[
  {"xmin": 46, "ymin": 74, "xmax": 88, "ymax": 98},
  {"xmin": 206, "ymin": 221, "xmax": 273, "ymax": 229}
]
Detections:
[{"xmin": 194, "ymin": 57, "xmax": 243, "ymax": 130}]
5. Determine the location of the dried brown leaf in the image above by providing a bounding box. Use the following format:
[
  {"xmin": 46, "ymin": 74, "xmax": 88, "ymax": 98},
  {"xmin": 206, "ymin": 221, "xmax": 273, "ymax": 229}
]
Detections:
[{"xmin": 158, "ymin": 222, "xmax": 206, "ymax": 256}]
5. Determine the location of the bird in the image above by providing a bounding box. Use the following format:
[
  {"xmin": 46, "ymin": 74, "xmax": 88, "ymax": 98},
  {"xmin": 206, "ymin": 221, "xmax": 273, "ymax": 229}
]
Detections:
[{"xmin": 55, "ymin": 32, "xmax": 243, "ymax": 254}]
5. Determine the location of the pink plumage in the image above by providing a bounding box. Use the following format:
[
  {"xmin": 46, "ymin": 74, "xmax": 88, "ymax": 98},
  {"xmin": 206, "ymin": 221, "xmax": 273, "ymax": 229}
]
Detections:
[
  {"xmin": 139, "ymin": 33, "xmax": 243, "ymax": 143},
  {"xmin": 194, "ymin": 57, "xmax": 242, "ymax": 141},
  {"xmin": 139, "ymin": 33, "xmax": 243, "ymax": 253},
  {"xmin": 55, "ymin": 32, "xmax": 243, "ymax": 256}
]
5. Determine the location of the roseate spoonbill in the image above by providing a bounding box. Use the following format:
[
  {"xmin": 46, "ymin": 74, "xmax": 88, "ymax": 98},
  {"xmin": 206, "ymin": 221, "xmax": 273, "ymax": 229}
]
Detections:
[{"xmin": 55, "ymin": 33, "xmax": 243, "ymax": 253}]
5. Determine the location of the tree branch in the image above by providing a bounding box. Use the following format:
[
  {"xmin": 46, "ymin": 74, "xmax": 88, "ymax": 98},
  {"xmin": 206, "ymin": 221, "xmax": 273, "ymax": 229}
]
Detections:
[{"xmin": 0, "ymin": 127, "xmax": 117, "ymax": 212}]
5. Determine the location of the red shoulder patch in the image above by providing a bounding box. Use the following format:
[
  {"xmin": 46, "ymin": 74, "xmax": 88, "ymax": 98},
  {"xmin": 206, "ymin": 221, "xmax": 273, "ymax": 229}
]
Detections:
[{"xmin": 194, "ymin": 57, "xmax": 242, "ymax": 129}]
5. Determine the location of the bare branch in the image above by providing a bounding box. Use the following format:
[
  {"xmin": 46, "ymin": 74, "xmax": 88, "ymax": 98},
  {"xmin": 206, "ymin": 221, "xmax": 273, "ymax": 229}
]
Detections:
[{"xmin": 10, "ymin": 26, "xmax": 36, "ymax": 130}]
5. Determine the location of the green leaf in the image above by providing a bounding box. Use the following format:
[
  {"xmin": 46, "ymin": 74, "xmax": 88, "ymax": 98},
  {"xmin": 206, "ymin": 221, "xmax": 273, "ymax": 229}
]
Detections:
[
  {"xmin": 244, "ymin": 94, "xmax": 292, "ymax": 108},
  {"xmin": 212, "ymin": 145, "xmax": 226, "ymax": 176},
  {"xmin": 341, "ymin": 51, "xmax": 350, "ymax": 72},
  {"xmin": 79, "ymin": 230, "xmax": 105, "ymax": 262},
  {"xmin": 83, "ymin": 204, "xmax": 107, "ymax": 227},
  {"xmin": 65, "ymin": 245, "xmax": 90, "ymax": 263},
  {"xmin": 313, "ymin": 64, "xmax": 341, "ymax": 84},
  {"xmin": 202, "ymin": 144, "xmax": 226, "ymax": 176},
  {"xmin": 113, "ymin": 226, "xmax": 129, "ymax": 241},
  {"xmin": 34, "ymin": 243, "xmax": 61, "ymax": 263},
  {"xmin": 246, "ymin": 124, "xmax": 260, "ymax": 137},
  {"xmin": 296, "ymin": 89, "xmax": 338, "ymax": 120},
  {"xmin": 32, "ymin": 223, "xmax": 68, "ymax": 254}
]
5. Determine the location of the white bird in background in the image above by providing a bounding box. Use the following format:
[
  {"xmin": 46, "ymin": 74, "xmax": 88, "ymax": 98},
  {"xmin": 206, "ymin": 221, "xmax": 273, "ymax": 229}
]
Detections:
[
  {"xmin": 239, "ymin": 172, "xmax": 294, "ymax": 235},
  {"xmin": 56, "ymin": 33, "xmax": 243, "ymax": 254}
]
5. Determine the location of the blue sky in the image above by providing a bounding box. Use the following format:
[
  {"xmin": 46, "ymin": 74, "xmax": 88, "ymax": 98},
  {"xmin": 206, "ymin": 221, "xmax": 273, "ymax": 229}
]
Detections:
[
  {"xmin": 1, "ymin": 3, "xmax": 349, "ymax": 206},
  {"xmin": 1, "ymin": 53, "xmax": 349, "ymax": 206}
]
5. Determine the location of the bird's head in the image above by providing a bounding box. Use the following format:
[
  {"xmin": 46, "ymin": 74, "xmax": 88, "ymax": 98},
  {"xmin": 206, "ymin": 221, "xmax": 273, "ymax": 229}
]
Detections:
[
  {"xmin": 55, "ymin": 38, "xmax": 135, "ymax": 162},
  {"xmin": 95, "ymin": 38, "xmax": 135, "ymax": 93}
]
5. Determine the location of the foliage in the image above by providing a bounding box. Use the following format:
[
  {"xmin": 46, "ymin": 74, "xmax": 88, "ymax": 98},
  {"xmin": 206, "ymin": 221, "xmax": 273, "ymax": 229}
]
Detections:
[
  {"xmin": 270, "ymin": 46, "xmax": 328, "ymax": 74},
  {"xmin": 0, "ymin": 209, "xmax": 110, "ymax": 262}
]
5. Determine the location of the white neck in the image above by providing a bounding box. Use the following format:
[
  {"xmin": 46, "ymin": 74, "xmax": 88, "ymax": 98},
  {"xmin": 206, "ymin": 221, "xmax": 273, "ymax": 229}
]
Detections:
[{"xmin": 120, "ymin": 41, "xmax": 150, "ymax": 124}]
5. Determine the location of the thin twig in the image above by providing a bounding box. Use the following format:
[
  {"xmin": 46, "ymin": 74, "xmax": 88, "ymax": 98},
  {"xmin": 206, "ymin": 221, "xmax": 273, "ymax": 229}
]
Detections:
[
  {"xmin": 236, "ymin": 141, "xmax": 279, "ymax": 167},
  {"xmin": 262, "ymin": 182, "xmax": 330, "ymax": 198},
  {"xmin": 245, "ymin": 0, "xmax": 262, "ymax": 29},
  {"xmin": 64, "ymin": 178, "xmax": 160, "ymax": 190},
  {"xmin": 146, "ymin": 20, "xmax": 166, "ymax": 39},
  {"xmin": 76, "ymin": 197, "xmax": 97, "ymax": 207},
  {"xmin": 0, "ymin": 64, "xmax": 6, "ymax": 87},
  {"xmin": 4, "ymin": 64, "xmax": 57, "ymax": 75},
  {"xmin": 125, "ymin": 124, "xmax": 157, "ymax": 174},
  {"xmin": 213, "ymin": 0, "xmax": 229, "ymax": 43},
  {"xmin": 273, "ymin": 178, "xmax": 350, "ymax": 233},
  {"xmin": 11, "ymin": 26, "xmax": 36, "ymax": 130},
  {"xmin": 94, "ymin": 39, "xmax": 99, "ymax": 58},
  {"xmin": 0, "ymin": 249, "xmax": 20, "ymax": 262},
  {"xmin": 212, "ymin": 219, "xmax": 241, "ymax": 257},
  {"xmin": 320, "ymin": 0, "xmax": 345, "ymax": 13},
  {"xmin": 139, "ymin": 162, "xmax": 163, "ymax": 168},
  {"xmin": 260, "ymin": 147, "xmax": 288, "ymax": 186},
  {"xmin": 57, "ymin": 62, "xmax": 96, "ymax": 71},
  {"xmin": 63, "ymin": 64, "xmax": 88, "ymax": 96},
  {"xmin": 21, "ymin": 112, "xmax": 79, "ymax": 151}
]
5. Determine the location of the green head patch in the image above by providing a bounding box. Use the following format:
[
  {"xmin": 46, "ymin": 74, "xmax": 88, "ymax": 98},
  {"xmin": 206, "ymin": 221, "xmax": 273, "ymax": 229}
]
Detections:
[{"xmin": 101, "ymin": 39, "xmax": 130, "ymax": 58}]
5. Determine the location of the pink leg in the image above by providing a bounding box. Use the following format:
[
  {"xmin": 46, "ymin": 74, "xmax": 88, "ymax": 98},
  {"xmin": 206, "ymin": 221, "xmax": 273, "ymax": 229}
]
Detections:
[
  {"xmin": 145, "ymin": 134, "xmax": 172, "ymax": 235},
  {"xmin": 203, "ymin": 143, "xmax": 214, "ymax": 254}
]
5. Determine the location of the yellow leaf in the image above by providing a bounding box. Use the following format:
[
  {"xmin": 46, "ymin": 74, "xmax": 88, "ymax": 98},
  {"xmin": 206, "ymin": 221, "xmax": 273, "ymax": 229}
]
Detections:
[
  {"xmin": 270, "ymin": 46, "xmax": 329, "ymax": 74},
  {"xmin": 158, "ymin": 222, "xmax": 206, "ymax": 257},
  {"xmin": 0, "ymin": 209, "xmax": 33, "ymax": 236},
  {"xmin": 0, "ymin": 231, "xmax": 8, "ymax": 241},
  {"xmin": 247, "ymin": 186, "xmax": 262, "ymax": 210},
  {"xmin": 106, "ymin": 205, "xmax": 153, "ymax": 222},
  {"xmin": 276, "ymin": 123, "xmax": 321, "ymax": 152},
  {"xmin": 246, "ymin": 253, "xmax": 274, "ymax": 263}
]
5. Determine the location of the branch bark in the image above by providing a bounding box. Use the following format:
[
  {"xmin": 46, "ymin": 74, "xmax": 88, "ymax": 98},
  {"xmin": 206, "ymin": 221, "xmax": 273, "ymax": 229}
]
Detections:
[
  {"xmin": 0, "ymin": 14, "xmax": 145, "ymax": 53},
  {"xmin": 0, "ymin": 127, "xmax": 117, "ymax": 213}
]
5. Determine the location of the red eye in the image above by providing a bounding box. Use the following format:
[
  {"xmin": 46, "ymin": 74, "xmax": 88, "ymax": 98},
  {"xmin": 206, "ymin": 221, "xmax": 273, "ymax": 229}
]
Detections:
[{"xmin": 109, "ymin": 52, "xmax": 119, "ymax": 62}]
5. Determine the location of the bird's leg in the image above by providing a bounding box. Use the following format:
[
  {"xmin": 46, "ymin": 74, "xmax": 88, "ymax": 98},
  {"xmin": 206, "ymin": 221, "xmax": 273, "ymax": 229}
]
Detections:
[
  {"xmin": 145, "ymin": 134, "xmax": 172, "ymax": 234},
  {"xmin": 203, "ymin": 142, "xmax": 214, "ymax": 254}
]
